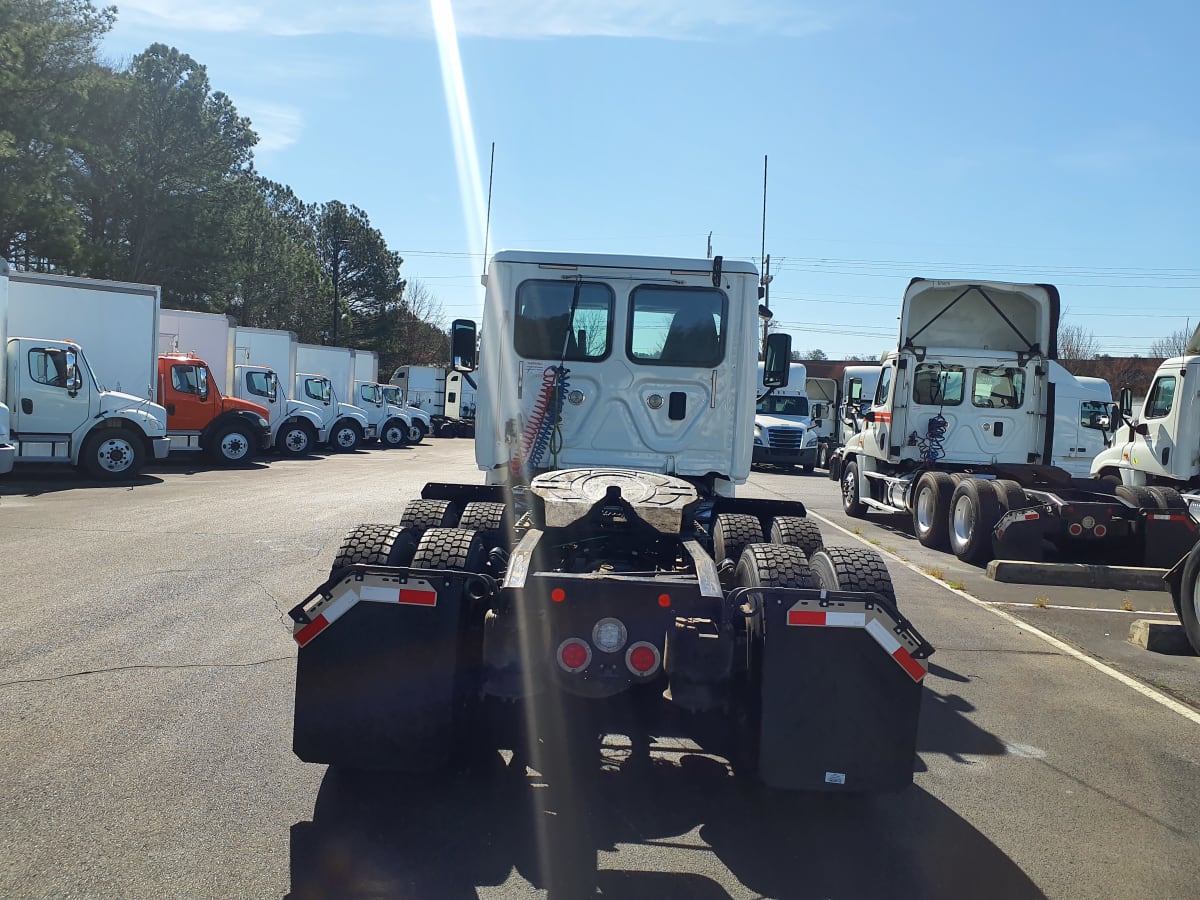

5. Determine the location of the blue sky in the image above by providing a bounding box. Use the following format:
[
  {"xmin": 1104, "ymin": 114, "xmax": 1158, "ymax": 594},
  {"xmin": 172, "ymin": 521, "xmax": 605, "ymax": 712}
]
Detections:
[{"xmin": 101, "ymin": 1, "xmax": 1199, "ymax": 358}]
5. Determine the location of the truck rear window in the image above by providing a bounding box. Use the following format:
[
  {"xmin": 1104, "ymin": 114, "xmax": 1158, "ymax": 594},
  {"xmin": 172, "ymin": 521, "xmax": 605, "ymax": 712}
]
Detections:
[
  {"xmin": 972, "ymin": 367, "xmax": 1025, "ymax": 409},
  {"xmin": 912, "ymin": 363, "xmax": 964, "ymax": 406},
  {"xmin": 628, "ymin": 286, "xmax": 726, "ymax": 367},
  {"xmin": 514, "ymin": 280, "xmax": 613, "ymax": 361}
]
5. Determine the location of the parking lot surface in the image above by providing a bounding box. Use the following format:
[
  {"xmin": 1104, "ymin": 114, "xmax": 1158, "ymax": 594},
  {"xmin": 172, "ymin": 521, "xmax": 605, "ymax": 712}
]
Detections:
[{"xmin": 1, "ymin": 444, "xmax": 1198, "ymax": 899}]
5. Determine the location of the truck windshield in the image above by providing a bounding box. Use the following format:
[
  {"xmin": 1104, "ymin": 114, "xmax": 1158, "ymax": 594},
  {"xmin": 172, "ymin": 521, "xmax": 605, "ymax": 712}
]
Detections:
[
  {"xmin": 757, "ymin": 395, "xmax": 809, "ymax": 417},
  {"xmin": 514, "ymin": 279, "xmax": 613, "ymax": 361},
  {"xmin": 628, "ymin": 286, "xmax": 725, "ymax": 367}
]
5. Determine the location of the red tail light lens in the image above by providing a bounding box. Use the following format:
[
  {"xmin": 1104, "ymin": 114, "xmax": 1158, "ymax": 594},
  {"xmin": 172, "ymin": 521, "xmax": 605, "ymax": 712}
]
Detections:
[
  {"xmin": 557, "ymin": 638, "xmax": 591, "ymax": 673},
  {"xmin": 626, "ymin": 641, "xmax": 660, "ymax": 676}
]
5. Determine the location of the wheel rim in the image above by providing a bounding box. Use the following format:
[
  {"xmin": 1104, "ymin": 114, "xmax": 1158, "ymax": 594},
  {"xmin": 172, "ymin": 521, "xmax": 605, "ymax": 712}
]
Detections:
[
  {"xmin": 220, "ymin": 432, "xmax": 250, "ymax": 460},
  {"xmin": 915, "ymin": 485, "xmax": 935, "ymax": 535},
  {"xmin": 842, "ymin": 468, "xmax": 856, "ymax": 505},
  {"xmin": 336, "ymin": 427, "xmax": 356, "ymax": 448},
  {"xmin": 385, "ymin": 425, "xmax": 405, "ymax": 445},
  {"xmin": 408, "ymin": 424, "xmax": 422, "ymax": 442},
  {"xmin": 285, "ymin": 428, "xmax": 309, "ymax": 452},
  {"xmin": 97, "ymin": 437, "xmax": 136, "ymax": 473},
  {"xmin": 1192, "ymin": 571, "xmax": 1200, "ymax": 628},
  {"xmin": 952, "ymin": 495, "xmax": 976, "ymax": 548}
]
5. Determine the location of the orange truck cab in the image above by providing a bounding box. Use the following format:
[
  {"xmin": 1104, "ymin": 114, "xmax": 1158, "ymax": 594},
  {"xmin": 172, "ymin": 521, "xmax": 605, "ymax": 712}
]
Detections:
[{"xmin": 158, "ymin": 353, "xmax": 272, "ymax": 464}]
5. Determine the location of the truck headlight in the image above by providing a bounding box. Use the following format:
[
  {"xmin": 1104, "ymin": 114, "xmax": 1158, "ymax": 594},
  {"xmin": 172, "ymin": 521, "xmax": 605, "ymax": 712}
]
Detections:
[{"xmin": 256, "ymin": 416, "xmax": 269, "ymax": 428}]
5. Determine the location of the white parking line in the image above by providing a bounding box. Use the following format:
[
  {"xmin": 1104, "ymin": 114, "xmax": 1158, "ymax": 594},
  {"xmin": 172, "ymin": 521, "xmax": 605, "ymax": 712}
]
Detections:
[
  {"xmin": 988, "ymin": 602, "xmax": 1175, "ymax": 615},
  {"xmin": 807, "ymin": 510, "xmax": 1200, "ymax": 727}
]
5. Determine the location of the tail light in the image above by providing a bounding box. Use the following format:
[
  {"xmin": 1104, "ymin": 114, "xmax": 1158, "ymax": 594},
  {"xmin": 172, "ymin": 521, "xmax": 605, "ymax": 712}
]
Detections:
[
  {"xmin": 625, "ymin": 642, "xmax": 661, "ymax": 677},
  {"xmin": 1094, "ymin": 524, "xmax": 1107, "ymax": 538},
  {"xmin": 557, "ymin": 638, "xmax": 591, "ymax": 673},
  {"xmin": 1068, "ymin": 523, "xmax": 1083, "ymax": 536}
]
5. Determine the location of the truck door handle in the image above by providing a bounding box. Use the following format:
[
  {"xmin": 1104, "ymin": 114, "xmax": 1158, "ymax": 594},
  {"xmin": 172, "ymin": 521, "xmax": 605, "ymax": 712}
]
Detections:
[
  {"xmin": 1163, "ymin": 447, "xmax": 1170, "ymax": 465},
  {"xmin": 993, "ymin": 421, "xmax": 1003, "ymax": 437},
  {"xmin": 668, "ymin": 392, "xmax": 686, "ymax": 421},
  {"xmin": 21, "ymin": 398, "xmax": 32, "ymax": 414}
]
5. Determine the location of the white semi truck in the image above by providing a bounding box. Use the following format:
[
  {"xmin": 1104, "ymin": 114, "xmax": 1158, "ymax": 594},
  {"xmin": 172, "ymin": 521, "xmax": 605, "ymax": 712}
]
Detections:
[
  {"xmin": 389, "ymin": 364, "xmax": 477, "ymax": 437},
  {"xmin": 290, "ymin": 250, "xmax": 932, "ymax": 796},
  {"xmin": 1, "ymin": 262, "xmax": 169, "ymax": 479},
  {"xmin": 830, "ymin": 278, "xmax": 1194, "ymax": 567},
  {"xmin": 294, "ymin": 344, "xmax": 373, "ymax": 452},
  {"xmin": 808, "ymin": 365, "xmax": 883, "ymax": 470},
  {"xmin": 752, "ymin": 362, "xmax": 819, "ymax": 471}
]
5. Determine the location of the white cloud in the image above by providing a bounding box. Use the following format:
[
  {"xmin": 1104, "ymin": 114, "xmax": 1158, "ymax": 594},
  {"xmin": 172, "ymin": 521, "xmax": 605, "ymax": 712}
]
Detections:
[
  {"xmin": 115, "ymin": 0, "xmax": 835, "ymax": 39},
  {"xmin": 238, "ymin": 101, "xmax": 304, "ymax": 153}
]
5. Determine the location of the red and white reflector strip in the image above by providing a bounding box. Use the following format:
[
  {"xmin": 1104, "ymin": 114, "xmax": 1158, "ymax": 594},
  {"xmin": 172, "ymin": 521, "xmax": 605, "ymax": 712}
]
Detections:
[
  {"xmin": 787, "ymin": 610, "xmax": 866, "ymax": 628},
  {"xmin": 1148, "ymin": 513, "xmax": 1190, "ymax": 522},
  {"xmin": 786, "ymin": 601, "xmax": 927, "ymax": 683},
  {"xmin": 294, "ymin": 576, "xmax": 439, "ymax": 647}
]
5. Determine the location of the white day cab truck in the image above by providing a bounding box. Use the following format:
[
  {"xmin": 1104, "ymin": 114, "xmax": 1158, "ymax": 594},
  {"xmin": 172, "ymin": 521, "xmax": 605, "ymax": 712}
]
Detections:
[
  {"xmin": 293, "ymin": 344, "xmax": 373, "ymax": 452},
  {"xmin": 389, "ymin": 364, "xmax": 476, "ymax": 437},
  {"xmin": 289, "ymin": 251, "xmax": 933, "ymax": 796},
  {"xmin": 829, "ymin": 278, "xmax": 1195, "ymax": 568},
  {"xmin": 1, "ymin": 261, "xmax": 169, "ymax": 479},
  {"xmin": 752, "ymin": 362, "xmax": 820, "ymax": 471},
  {"xmin": 348, "ymin": 349, "xmax": 419, "ymax": 447},
  {"xmin": 809, "ymin": 365, "xmax": 882, "ymax": 470},
  {"xmin": 1090, "ymin": 323, "xmax": 1200, "ymax": 651}
]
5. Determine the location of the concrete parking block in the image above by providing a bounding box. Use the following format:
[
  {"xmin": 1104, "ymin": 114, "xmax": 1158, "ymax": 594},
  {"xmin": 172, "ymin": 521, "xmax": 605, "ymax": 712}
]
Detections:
[
  {"xmin": 1129, "ymin": 618, "xmax": 1195, "ymax": 655},
  {"xmin": 987, "ymin": 560, "xmax": 1168, "ymax": 592}
]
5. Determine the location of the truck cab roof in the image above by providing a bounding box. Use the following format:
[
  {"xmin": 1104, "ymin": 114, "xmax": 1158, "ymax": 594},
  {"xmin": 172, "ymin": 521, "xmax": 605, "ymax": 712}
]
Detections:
[
  {"xmin": 490, "ymin": 249, "xmax": 758, "ymax": 276},
  {"xmin": 901, "ymin": 279, "xmax": 1060, "ymax": 359}
]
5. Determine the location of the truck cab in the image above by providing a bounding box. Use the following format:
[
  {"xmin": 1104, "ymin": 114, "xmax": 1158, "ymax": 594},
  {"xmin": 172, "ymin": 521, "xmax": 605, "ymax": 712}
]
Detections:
[
  {"xmin": 1093, "ymin": 326, "xmax": 1200, "ymax": 489},
  {"xmin": 352, "ymin": 380, "xmax": 412, "ymax": 448},
  {"xmin": 380, "ymin": 384, "xmax": 430, "ymax": 442},
  {"xmin": 0, "ymin": 403, "xmax": 13, "ymax": 474},
  {"xmin": 5, "ymin": 337, "xmax": 169, "ymax": 479},
  {"xmin": 230, "ymin": 364, "xmax": 327, "ymax": 457},
  {"xmin": 475, "ymin": 251, "xmax": 764, "ymax": 494},
  {"xmin": 158, "ymin": 353, "xmax": 271, "ymax": 464},
  {"xmin": 294, "ymin": 372, "xmax": 371, "ymax": 452}
]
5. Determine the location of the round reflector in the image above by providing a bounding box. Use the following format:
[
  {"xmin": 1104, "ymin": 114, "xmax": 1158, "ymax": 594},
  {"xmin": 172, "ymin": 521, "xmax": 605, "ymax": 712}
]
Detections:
[
  {"xmin": 657, "ymin": 594, "xmax": 671, "ymax": 608},
  {"xmin": 558, "ymin": 638, "xmax": 591, "ymax": 672},
  {"xmin": 1068, "ymin": 523, "xmax": 1083, "ymax": 536},
  {"xmin": 1094, "ymin": 524, "xmax": 1107, "ymax": 538},
  {"xmin": 551, "ymin": 588, "xmax": 566, "ymax": 603},
  {"xmin": 626, "ymin": 641, "xmax": 660, "ymax": 676}
]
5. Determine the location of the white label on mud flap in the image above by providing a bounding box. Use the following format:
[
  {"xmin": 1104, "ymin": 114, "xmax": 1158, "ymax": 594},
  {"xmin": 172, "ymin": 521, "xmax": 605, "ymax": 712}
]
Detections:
[{"xmin": 825, "ymin": 771, "xmax": 846, "ymax": 785}]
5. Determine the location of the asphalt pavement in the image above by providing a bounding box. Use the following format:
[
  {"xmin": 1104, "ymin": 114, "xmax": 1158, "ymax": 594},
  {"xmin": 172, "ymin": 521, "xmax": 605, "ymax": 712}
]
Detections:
[{"xmin": 0, "ymin": 444, "xmax": 1197, "ymax": 899}]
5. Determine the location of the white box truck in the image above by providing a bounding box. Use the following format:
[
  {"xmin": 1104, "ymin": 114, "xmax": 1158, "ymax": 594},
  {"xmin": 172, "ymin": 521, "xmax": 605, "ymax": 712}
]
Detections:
[
  {"xmin": 230, "ymin": 326, "xmax": 329, "ymax": 456},
  {"xmin": 294, "ymin": 343, "xmax": 372, "ymax": 451},
  {"xmin": 1, "ymin": 262, "xmax": 169, "ymax": 479},
  {"xmin": 346, "ymin": 348, "xmax": 414, "ymax": 447}
]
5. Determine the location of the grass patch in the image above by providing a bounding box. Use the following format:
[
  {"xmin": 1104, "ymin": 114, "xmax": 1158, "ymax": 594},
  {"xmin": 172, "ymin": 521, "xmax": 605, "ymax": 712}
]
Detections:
[
  {"xmin": 1121, "ymin": 598, "xmax": 1135, "ymax": 612},
  {"xmin": 1034, "ymin": 596, "xmax": 1050, "ymax": 609},
  {"xmin": 851, "ymin": 527, "xmax": 864, "ymax": 535},
  {"xmin": 922, "ymin": 566, "xmax": 945, "ymax": 581},
  {"xmin": 945, "ymin": 580, "xmax": 966, "ymax": 591}
]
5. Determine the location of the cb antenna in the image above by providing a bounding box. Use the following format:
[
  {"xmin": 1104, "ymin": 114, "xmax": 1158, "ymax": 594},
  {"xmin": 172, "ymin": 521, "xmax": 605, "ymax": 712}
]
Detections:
[
  {"xmin": 758, "ymin": 154, "xmax": 775, "ymax": 358},
  {"xmin": 481, "ymin": 141, "xmax": 495, "ymax": 284}
]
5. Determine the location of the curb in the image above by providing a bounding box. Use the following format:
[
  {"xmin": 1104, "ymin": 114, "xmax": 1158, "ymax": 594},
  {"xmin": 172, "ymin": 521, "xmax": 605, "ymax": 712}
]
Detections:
[
  {"xmin": 1129, "ymin": 619, "xmax": 1195, "ymax": 655},
  {"xmin": 986, "ymin": 560, "xmax": 1168, "ymax": 592}
]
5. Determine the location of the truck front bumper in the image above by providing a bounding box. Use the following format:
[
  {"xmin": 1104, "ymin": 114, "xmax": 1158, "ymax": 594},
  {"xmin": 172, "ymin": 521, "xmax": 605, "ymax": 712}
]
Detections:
[
  {"xmin": 753, "ymin": 445, "xmax": 818, "ymax": 467},
  {"xmin": 0, "ymin": 444, "xmax": 14, "ymax": 475},
  {"xmin": 257, "ymin": 425, "xmax": 273, "ymax": 451},
  {"xmin": 150, "ymin": 436, "xmax": 171, "ymax": 460}
]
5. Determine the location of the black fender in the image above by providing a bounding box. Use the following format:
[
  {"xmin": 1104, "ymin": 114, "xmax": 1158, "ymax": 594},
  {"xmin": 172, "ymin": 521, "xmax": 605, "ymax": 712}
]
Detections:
[{"xmin": 200, "ymin": 410, "xmax": 268, "ymax": 449}]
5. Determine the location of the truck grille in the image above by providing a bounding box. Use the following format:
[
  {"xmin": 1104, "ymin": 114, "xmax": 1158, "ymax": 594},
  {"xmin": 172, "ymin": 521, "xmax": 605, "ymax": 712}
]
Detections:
[{"xmin": 767, "ymin": 428, "xmax": 806, "ymax": 450}]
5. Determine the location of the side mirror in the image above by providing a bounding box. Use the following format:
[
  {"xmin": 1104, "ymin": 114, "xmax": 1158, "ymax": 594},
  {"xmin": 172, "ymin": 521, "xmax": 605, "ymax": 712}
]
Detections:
[
  {"xmin": 197, "ymin": 367, "xmax": 210, "ymax": 401},
  {"xmin": 268, "ymin": 374, "xmax": 279, "ymax": 403},
  {"xmin": 451, "ymin": 319, "xmax": 478, "ymax": 372},
  {"xmin": 1119, "ymin": 387, "xmax": 1133, "ymax": 419},
  {"xmin": 849, "ymin": 382, "xmax": 863, "ymax": 401},
  {"xmin": 863, "ymin": 410, "xmax": 876, "ymax": 423},
  {"xmin": 762, "ymin": 332, "xmax": 792, "ymax": 388},
  {"xmin": 1134, "ymin": 422, "xmax": 1149, "ymax": 437},
  {"xmin": 64, "ymin": 350, "xmax": 81, "ymax": 396}
]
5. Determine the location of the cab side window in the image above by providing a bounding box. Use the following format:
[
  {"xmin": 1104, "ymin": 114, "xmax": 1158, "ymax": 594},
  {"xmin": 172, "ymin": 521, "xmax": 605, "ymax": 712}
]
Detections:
[
  {"xmin": 246, "ymin": 371, "xmax": 272, "ymax": 398},
  {"xmin": 1143, "ymin": 376, "xmax": 1176, "ymax": 419},
  {"xmin": 28, "ymin": 348, "xmax": 69, "ymax": 388},
  {"xmin": 912, "ymin": 364, "xmax": 964, "ymax": 406},
  {"xmin": 171, "ymin": 365, "xmax": 200, "ymax": 394},
  {"xmin": 873, "ymin": 366, "xmax": 893, "ymax": 407}
]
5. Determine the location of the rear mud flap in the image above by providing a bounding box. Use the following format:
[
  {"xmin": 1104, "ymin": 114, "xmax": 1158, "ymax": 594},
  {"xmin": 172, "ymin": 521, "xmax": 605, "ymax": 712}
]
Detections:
[
  {"xmin": 1141, "ymin": 513, "xmax": 1198, "ymax": 569},
  {"xmin": 746, "ymin": 587, "xmax": 931, "ymax": 793},
  {"xmin": 993, "ymin": 508, "xmax": 1046, "ymax": 562},
  {"xmin": 290, "ymin": 567, "xmax": 491, "ymax": 772}
]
